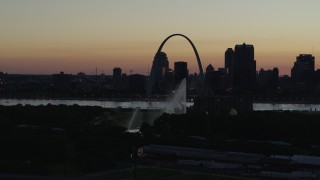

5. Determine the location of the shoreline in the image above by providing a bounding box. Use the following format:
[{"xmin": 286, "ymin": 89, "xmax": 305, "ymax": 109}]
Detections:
[
  {"xmin": 253, "ymin": 100, "xmax": 320, "ymax": 104},
  {"xmin": 2, "ymin": 97, "xmax": 320, "ymax": 104}
]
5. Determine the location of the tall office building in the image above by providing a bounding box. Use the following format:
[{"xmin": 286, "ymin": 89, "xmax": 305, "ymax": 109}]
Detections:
[
  {"xmin": 291, "ymin": 54, "xmax": 315, "ymax": 83},
  {"xmin": 206, "ymin": 64, "xmax": 214, "ymax": 73},
  {"xmin": 225, "ymin": 48, "xmax": 234, "ymax": 74},
  {"xmin": 225, "ymin": 48, "xmax": 235, "ymax": 86},
  {"xmin": 257, "ymin": 68, "xmax": 279, "ymax": 92},
  {"xmin": 205, "ymin": 64, "xmax": 222, "ymax": 94},
  {"xmin": 113, "ymin": 67, "xmax": 122, "ymax": 80},
  {"xmin": 174, "ymin": 61, "xmax": 188, "ymax": 84},
  {"xmin": 152, "ymin": 52, "xmax": 169, "ymax": 82},
  {"xmin": 148, "ymin": 51, "xmax": 169, "ymax": 94},
  {"xmin": 113, "ymin": 67, "xmax": 122, "ymax": 89},
  {"xmin": 232, "ymin": 43, "xmax": 256, "ymax": 92}
]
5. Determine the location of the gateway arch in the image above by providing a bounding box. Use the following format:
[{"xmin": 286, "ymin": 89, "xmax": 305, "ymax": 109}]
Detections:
[{"xmin": 147, "ymin": 34, "xmax": 205, "ymax": 96}]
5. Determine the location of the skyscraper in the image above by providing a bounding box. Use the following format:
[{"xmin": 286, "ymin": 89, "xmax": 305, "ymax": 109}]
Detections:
[
  {"xmin": 113, "ymin": 67, "xmax": 122, "ymax": 90},
  {"xmin": 148, "ymin": 51, "xmax": 169, "ymax": 94},
  {"xmin": 206, "ymin": 64, "xmax": 214, "ymax": 73},
  {"xmin": 257, "ymin": 68, "xmax": 279, "ymax": 92},
  {"xmin": 113, "ymin": 67, "xmax": 122, "ymax": 80},
  {"xmin": 205, "ymin": 64, "xmax": 221, "ymax": 94},
  {"xmin": 225, "ymin": 48, "xmax": 235, "ymax": 87},
  {"xmin": 152, "ymin": 52, "xmax": 169, "ymax": 82},
  {"xmin": 225, "ymin": 48, "xmax": 234, "ymax": 74},
  {"xmin": 174, "ymin": 61, "xmax": 188, "ymax": 84},
  {"xmin": 291, "ymin": 54, "xmax": 315, "ymax": 83},
  {"xmin": 232, "ymin": 43, "xmax": 256, "ymax": 92}
]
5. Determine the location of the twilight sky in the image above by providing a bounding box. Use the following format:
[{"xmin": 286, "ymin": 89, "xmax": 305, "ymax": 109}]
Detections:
[{"xmin": 1, "ymin": 0, "xmax": 320, "ymax": 75}]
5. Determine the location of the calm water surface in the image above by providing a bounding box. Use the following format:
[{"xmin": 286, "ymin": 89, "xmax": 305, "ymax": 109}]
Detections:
[{"xmin": 0, "ymin": 99, "xmax": 192, "ymax": 109}]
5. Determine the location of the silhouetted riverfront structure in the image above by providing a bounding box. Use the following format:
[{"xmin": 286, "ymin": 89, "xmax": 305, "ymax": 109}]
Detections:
[
  {"xmin": 113, "ymin": 67, "xmax": 122, "ymax": 80},
  {"xmin": 225, "ymin": 48, "xmax": 234, "ymax": 75},
  {"xmin": 291, "ymin": 54, "xmax": 315, "ymax": 83},
  {"xmin": 150, "ymin": 52, "xmax": 169, "ymax": 93},
  {"xmin": 195, "ymin": 43, "xmax": 257, "ymax": 113},
  {"xmin": 128, "ymin": 74, "xmax": 146, "ymax": 93},
  {"xmin": 174, "ymin": 61, "xmax": 188, "ymax": 85},
  {"xmin": 195, "ymin": 43, "xmax": 258, "ymax": 113},
  {"xmin": 230, "ymin": 43, "xmax": 256, "ymax": 93},
  {"xmin": 205, "ymin": 64, "xmax": 225, "ymax": 95},
  {"xmin": 145, "ymin": 35, "xmax": 255, "ymax": 113},
  {"xmin": 0, "ymin": 72, "xmax": 5, "ymax": 87},
  {"xmin": 52, "ymin": 72, "xmax": 72, "ymax": 91},
  {"xmin": 147, "ymin": 34, "xmax": 204, "ymax": 96},
  {"xmin": 257, "ymin": 68, "xmax": 279, "ymax": 93},
  {"xmin": 113, "ymin": 67, "xmax": 122, "ymax": 90}
]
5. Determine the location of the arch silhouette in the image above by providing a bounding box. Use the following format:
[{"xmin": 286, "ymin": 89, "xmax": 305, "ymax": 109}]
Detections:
[
  {"xmin": 147, "ymin": 34, "xmax": 205, "ymax": 96},
  {"xmin": 157, "ymin": 34, "xmax": 205, "ymax": 79}
]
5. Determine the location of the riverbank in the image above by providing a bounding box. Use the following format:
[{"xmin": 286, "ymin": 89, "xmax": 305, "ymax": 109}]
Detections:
[
  {"xmin": 3, "ymin": 98, "xmax": 320, "ymax": 111},
  {"xmin": 3, "ymin": 96, "xmax": 320, "ymax": 104}
]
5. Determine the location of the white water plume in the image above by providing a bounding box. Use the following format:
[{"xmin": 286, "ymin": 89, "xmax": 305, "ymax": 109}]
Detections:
[{"xmin": 164, "ymin": 78, "xmax": 187, "ymax": 114}]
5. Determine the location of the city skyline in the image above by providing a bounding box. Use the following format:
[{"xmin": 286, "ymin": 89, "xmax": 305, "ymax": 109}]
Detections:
[{"xmin": 1, "ymin": 0, "xmax": 320, "ymax": 75}]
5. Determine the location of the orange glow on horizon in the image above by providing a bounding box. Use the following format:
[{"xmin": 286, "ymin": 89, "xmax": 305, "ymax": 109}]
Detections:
[{"xmin": 1, "ymin": 1, "xmax": 320, "ymax": 76}]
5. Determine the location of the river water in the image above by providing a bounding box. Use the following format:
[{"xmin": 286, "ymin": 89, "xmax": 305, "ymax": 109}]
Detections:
[
  {"xmin": 0, "ymin": 99, "xmax": 319, "ymax": 111},
  {"xmin": 0, "ymin": 99, "xmax": 193, "ymax": 110}
]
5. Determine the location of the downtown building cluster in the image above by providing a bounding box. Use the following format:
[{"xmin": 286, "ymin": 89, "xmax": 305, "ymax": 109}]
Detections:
[{"xmin": 0, "ymin": 44, "xmax": 319, "ymax": 102}]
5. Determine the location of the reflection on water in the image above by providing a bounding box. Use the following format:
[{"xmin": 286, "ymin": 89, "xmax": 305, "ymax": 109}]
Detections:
[
  {"xmin": 253, "ymin": 103, "xmax": 320, "ymax": 111},
  {"xmin": 1, "ymin": 99, "xmax": 319, "ymax": 111}
]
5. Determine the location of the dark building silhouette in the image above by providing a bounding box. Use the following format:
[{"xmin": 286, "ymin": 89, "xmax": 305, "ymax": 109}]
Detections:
[
  {"xmin": 113, "ymin": 67, "xmax": 122, "ymax": 80},
  {"xmin": 225, "ymin": 48, "xmax": 235, "ymax": 88},
  {"xmin": 150, "ymin": 51, "xmax": 169, "ymax": 93},
  {"xmin": 205, "ymin": 65, "xmax": 227, "ymax": 95},
  {"xmin": 257, "ymin": 68, "xmax": 279, "ymax": 92},
  {"xmin": 197, "ymin": 45, "xmax": 257, "ymax": 113},
  {"xmin": 113, "ymin": 67, "xmax": 122, "ymax": 90},
  {"xmin": 205, "ymin": 64, "xmax": 219, "ymax": 94},
  {"xmin": 195, "ymin": 43, "xmax": 256, "ymax": 113},
  {"xmin": 153, "ymin": 52, "xmax": 169, "ymax": 81},
  {"xmin": 225, "ymin": 48, "xmax": 234, "ymax": 75},
  {"xmin": 232, "ymin": 43, "xmax": 256, "ymax": 92},
  {"xmin": 206, "ymin": 64, "xmax": 214, "ymax": 73},
  {"xmin": 52, "ymin": 72, "xmax": 72, "ymax": 91},
  {"xmin": 164, "ymin": 68, "xmax": 175, "ymax": 93},
  {"xmin": 128, "ymin": 74, "xmax": 146, "ymax": 94},
  {"xmin": 313, "ymin": 70, "xmax": 320, "ymax": 96},
  {"xmin": 174, "ymin": 61, "xmax": 188, "ymax": 84},
  {"xmin": 315, "ymin": 69, "xmax": 320, "ymax": 84},
  {"xmin": 218, "ymin": 68, "xmax": 227, "ymax": 93},
  {"xmin": 291, "ymin": 54, "xmax": 315, "ymax": 83},
  {"xmin": 0, "ymin": 72, "xmax": 5, "ymax": 87}
]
